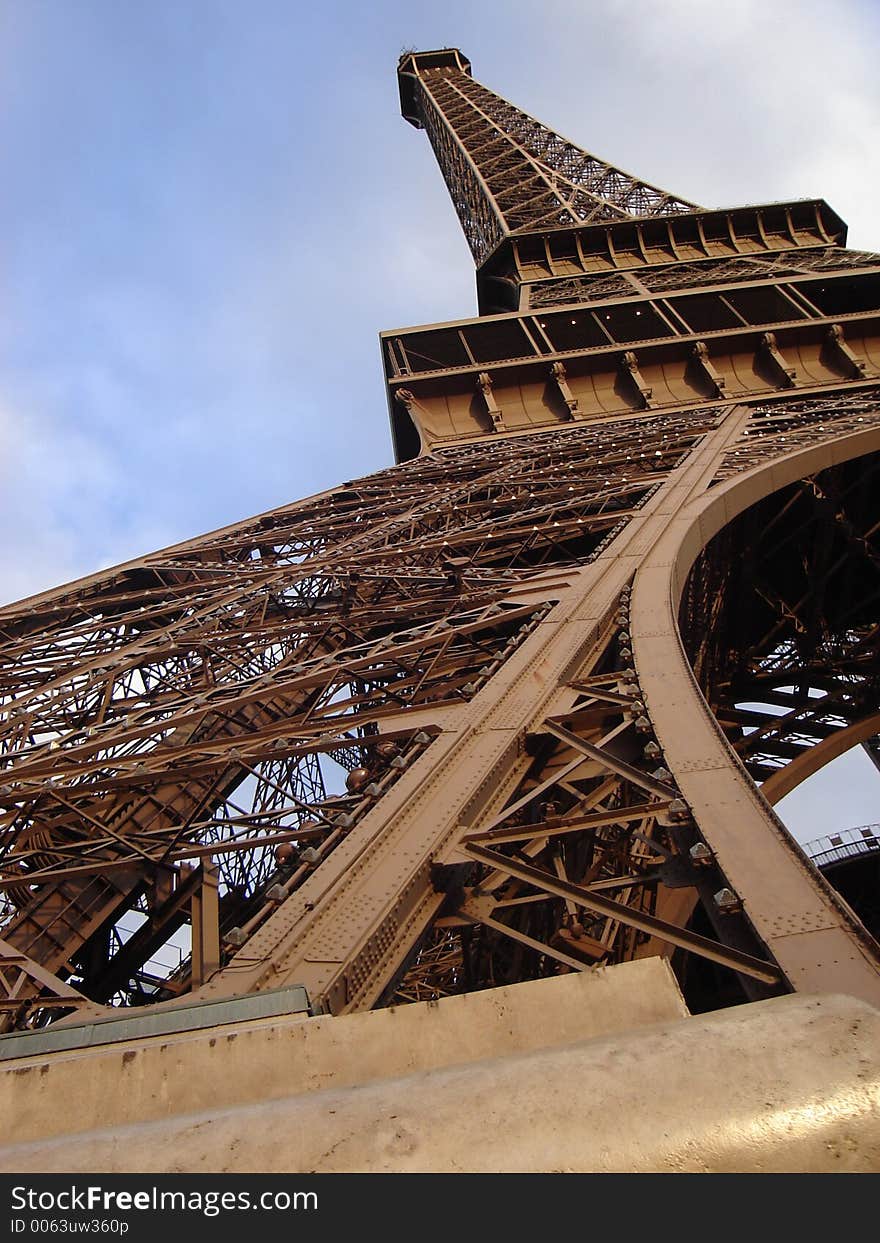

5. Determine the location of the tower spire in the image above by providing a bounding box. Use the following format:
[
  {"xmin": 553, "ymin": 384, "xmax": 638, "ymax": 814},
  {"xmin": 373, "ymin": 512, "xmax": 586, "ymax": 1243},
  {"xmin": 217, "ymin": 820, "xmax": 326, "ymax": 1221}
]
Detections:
[{"xmin": 398, "ymin": 49, "xmax": 700, "ymax": 265}]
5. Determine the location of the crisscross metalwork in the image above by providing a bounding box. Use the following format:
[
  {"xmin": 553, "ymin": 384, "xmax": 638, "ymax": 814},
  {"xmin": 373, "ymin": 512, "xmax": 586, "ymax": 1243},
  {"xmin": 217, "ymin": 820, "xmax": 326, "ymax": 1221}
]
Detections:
[{"xmin": 400, "ymin": 52, "xmax": 698, "ymax": 263}]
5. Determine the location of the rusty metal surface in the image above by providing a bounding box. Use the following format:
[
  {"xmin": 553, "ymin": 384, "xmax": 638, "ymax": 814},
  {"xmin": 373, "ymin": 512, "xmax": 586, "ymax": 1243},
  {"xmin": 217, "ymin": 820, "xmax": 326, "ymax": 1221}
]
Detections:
[{"xmin": 1, "ymin": 49, "xmax": 879, "ymax": 1032}]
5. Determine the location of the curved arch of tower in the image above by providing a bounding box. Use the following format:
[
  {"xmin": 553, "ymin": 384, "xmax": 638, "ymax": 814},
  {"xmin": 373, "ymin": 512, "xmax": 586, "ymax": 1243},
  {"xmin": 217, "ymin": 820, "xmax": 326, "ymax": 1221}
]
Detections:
[{"xmin": 1, "ymin": 49, "xmax": 879, "ymax": 1173}]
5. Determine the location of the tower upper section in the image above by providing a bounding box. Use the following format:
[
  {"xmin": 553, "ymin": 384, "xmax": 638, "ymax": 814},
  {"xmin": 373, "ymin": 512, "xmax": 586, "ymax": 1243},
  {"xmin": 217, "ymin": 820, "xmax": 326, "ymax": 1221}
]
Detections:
[
  {"xmin": 387, "ymin": 50, "xmax": 870, "ymax": 465},
  {"xmin": 397, "ymin": 48, "xmax": 700, "ymax": 267}
]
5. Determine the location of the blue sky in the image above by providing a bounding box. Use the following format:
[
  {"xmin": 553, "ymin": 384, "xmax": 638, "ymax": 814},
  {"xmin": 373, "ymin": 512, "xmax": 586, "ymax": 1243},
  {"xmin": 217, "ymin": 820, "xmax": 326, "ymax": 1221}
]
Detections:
[{"xmin": 1, "ymin": 0, "xmax": 878, "ymax": 840}]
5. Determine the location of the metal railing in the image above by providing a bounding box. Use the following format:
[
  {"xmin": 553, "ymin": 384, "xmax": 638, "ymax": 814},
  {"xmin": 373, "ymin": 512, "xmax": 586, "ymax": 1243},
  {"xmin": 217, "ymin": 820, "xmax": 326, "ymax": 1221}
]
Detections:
[{"xmin": 803, "ymin": 824, "xmax": 880, "ymax": 871}]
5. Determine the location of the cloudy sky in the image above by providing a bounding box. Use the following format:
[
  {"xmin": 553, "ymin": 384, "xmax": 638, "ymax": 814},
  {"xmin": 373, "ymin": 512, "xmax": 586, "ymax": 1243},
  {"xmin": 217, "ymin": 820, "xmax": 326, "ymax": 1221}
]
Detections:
[{"xmin": 1, "ymin": 0, "xmax": 878, "ymax": 840}]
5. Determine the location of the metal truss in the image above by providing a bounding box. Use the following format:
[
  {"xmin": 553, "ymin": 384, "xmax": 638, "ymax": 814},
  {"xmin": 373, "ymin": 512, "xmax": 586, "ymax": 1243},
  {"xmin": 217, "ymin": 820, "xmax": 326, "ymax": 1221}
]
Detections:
[
  {"xmin": 0, "ymin": 408, "xmax": 714, "ymax": 1026},
  {"xmin": 2, "ymin": 48, "xmax": 880, "ymax": 1031},
  {"xmin": 683, "ymin": 435, "xmax": 880, "ymax": 796},
  {"xmin": 528, "ymin": 246, "xmax": 880, "ymax": 309},
  {"xmin": 393, "ymin": 602, "xmax": 782, "ymax": 1006},
  {"xmin": 399, "ymin": 52, "xmax": 697, "ymax": 264},
  {"xmin": 713, "ymin": 388, "xmax": 880, "ymax": 481}
]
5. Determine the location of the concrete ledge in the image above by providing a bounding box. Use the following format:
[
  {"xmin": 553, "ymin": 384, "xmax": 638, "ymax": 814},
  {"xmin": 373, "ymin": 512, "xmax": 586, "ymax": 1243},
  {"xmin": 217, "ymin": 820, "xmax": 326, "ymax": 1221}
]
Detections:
[
  {"xmin": 1, "ymin": 957, "xmax": 685, "ymax": 1148},
  {"xmin": 2, "ymin": 990, "xmax": 879, "ymax": 1173}
]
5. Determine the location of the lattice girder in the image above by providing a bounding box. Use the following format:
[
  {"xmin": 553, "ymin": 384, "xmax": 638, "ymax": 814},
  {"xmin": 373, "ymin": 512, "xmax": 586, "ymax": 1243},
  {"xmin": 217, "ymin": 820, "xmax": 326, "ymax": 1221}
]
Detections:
[
  {"xmin": 2, "ymin": 50, "xmax": 880, "ymax": 1033},
  {"xmin": 0, "ymin": 410, "xmax": 716, "ymax": 1024},
  {"xmin": 682, "ymin": 445, "xmax": 880, "ymax": 795},
  {"xmin": 399, "ymin": 50, "xmax": 699, "ymax": 264},
  {"xmin": 181, "ymin": 401, "xmax": 880, "ymax": 1016}
]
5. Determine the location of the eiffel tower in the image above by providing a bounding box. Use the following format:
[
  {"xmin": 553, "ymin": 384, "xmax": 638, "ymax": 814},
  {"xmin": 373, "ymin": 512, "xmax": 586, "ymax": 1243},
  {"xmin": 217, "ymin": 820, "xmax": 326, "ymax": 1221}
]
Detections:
[{"xmin": 1, "ymin": 49, "xmax": 880, "ymax": 1169}]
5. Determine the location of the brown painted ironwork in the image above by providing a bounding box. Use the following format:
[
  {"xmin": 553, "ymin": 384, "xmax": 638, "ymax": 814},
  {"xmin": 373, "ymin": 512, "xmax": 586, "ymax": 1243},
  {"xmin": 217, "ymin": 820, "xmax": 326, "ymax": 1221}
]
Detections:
[
  {"xmin": 1, "ymin": 49, "xmax": 879, "ymax": 1031},
  {"xmin": 397, "ymin": 49, "xmax": 697, "ymax": 264}
]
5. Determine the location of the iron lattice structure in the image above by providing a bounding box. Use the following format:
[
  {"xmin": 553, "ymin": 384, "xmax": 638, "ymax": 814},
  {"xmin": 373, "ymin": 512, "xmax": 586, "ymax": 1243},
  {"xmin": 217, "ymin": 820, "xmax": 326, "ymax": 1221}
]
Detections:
[
  {"xmin": 2, "ymin": 48, "xmax": 880, "ymax": 1030},
  {"xmin": 397, "ymin": 48, "xmax": 697, "ymax": 264}
]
